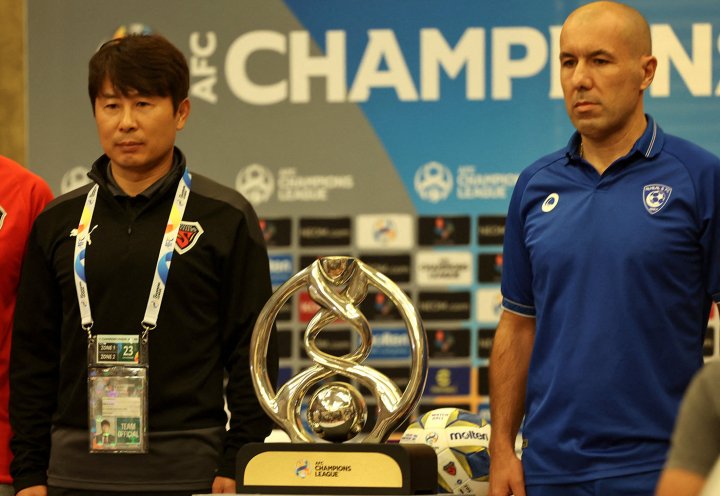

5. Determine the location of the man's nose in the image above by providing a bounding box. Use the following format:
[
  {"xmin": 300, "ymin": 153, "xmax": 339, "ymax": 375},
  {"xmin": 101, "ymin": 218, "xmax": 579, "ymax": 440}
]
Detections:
[
  {"xmin": 119, "ymin": 107, "xmax": 137, "ymax": 131},
  {"xmin": 572, "ymin": 60, "xmax": 592, "ymax": 90}
]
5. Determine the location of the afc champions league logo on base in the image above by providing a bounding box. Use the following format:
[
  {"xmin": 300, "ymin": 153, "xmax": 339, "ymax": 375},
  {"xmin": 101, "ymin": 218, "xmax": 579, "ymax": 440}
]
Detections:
[
  {"xmin": 250, "ymin": 256, "xmax": 428, "ymax": 444},
  {"xmin": 236, "ymin": 164, "xmax": 275, "ymax": 205},
  {"xmin": 415, "ymin": 162, "xmax": 453, "ymax": 203}
]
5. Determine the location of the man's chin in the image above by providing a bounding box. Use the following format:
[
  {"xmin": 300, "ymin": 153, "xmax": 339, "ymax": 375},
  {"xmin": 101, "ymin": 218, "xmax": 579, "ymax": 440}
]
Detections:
[{"xmin": 571, "ymin": 117, "xmax": 605, "ymax": 138}]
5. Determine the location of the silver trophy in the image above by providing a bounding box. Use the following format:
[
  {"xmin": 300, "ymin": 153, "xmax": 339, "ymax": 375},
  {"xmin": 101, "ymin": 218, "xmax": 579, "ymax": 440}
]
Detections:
[{"xmin": 250, "ymin": 256, "xmax": 428, "ymax": 443}]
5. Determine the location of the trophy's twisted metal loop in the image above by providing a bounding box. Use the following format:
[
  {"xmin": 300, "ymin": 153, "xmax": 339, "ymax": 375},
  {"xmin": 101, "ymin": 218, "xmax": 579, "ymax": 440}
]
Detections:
[{"xmin": 250, "ymin": 256, "xmax": 427, "ymax": 443}]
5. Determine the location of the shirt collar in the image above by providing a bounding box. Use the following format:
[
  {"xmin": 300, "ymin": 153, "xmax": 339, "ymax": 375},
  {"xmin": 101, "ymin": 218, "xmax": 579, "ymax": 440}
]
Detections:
[
  {"xmin": 565, "ymin": 114, "xmax": 664, "ymax": 164},
  {"xmin": 93, "ymin": 148, "xmax": 186, "ymax": 199}
]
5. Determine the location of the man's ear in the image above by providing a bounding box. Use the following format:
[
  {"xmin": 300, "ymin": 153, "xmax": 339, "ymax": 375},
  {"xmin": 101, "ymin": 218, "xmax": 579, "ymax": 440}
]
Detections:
[
  {"xmin": 640, "ymin": 55, "xmax": 657, "ymax": 91},
  {"xmin": 176, "ymin": 98, "xmax": 191, "ymax": 130}
]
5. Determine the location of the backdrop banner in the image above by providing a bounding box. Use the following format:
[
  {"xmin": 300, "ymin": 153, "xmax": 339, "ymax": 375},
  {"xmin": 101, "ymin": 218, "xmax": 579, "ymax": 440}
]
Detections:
[{"xmin": 27, "ymin": 0, "xmax": 720, "ymax": 416}]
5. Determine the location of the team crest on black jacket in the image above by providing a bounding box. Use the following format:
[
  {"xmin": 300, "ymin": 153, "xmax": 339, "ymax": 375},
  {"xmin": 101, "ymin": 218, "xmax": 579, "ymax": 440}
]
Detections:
[
  {"xmin": 0, "ymin": 205, "xmax": 5, "ymax": 231},
  {"xmin": 175, "ymin": 221, "xmax": 204, "ymax": 254},
  {"xmin": 443, "ymin": 461, "xmax": 457, "ymax": 476}
]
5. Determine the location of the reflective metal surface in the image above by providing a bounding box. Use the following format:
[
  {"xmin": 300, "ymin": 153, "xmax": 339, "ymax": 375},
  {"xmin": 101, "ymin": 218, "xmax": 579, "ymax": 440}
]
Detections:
[{"xmin": 250, "ymin": 256, "xmax": 427, "ymax": 443}]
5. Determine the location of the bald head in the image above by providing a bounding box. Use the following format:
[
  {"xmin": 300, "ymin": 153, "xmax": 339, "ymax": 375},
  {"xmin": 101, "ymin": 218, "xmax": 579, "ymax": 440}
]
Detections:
[
  {"xmin": 563, "ymin": 1, "xmax": 652, "ymax": 57},
  {"xmin": 558, "ymin": 1, "xmax": 657, "ymax": 148}
]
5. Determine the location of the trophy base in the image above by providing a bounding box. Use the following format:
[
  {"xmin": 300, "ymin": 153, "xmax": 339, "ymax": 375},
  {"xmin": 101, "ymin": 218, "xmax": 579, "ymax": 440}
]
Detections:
[{"xmin": 236, "ymin": 442, "xmax": 438, "ymax": 495}]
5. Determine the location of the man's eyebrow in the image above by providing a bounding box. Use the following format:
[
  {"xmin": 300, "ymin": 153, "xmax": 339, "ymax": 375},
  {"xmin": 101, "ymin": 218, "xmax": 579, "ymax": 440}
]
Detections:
[
  {"xmin": 588, "ymin": 49, "xmax": 614, "ymax": 58},
  {"xmin": 559, "ymin": 49, "xmax": 614, "ymax": 59}
]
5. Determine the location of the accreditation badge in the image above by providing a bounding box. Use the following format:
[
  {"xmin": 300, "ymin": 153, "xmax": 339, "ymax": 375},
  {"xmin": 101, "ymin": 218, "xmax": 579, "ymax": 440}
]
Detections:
[{"xmin": 88, "ymin": 334, "xmax": 149, "ymax": 453}]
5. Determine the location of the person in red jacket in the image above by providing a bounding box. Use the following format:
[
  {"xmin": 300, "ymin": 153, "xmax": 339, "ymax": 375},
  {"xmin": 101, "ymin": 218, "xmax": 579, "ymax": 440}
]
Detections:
[{"xmin": 0, "ymin": 155, "xmax": 53, "ymax": 496}]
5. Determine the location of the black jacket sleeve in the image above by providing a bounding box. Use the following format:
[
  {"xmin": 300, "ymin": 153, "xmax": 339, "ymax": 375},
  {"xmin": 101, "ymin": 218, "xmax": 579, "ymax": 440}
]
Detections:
[
  {"xmin": 217, "ymin": 208, "xmax": 278, "ymax": 478},
  {"xmin": 10, "ymin": 225, "xmax": 62, "ymax": 491}
]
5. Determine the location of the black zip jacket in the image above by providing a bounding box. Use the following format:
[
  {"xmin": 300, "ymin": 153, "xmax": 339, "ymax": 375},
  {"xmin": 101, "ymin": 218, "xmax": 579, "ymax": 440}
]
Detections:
[{"xmin": 10, "ymin": 150, "xmax": 278, "ymax": 492}]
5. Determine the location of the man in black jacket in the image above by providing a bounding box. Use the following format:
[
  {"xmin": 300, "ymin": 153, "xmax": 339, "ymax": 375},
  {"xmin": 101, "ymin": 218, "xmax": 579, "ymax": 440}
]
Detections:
[{"xmin": 10, "ymin": 34, "xmax": 277, "ymax": 496}]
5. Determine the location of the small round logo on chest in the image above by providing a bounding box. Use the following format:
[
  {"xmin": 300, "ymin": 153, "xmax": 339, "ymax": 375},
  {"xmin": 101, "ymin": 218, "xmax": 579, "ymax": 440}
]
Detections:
[{"xmin": 541, "ymin": 193, "xmax": 559, "ymax": 213}]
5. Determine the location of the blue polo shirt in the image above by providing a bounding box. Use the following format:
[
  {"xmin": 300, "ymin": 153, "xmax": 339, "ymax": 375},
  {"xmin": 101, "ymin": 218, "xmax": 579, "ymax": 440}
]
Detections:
[{"xmin": 501, "ymin": 116, "xmax": 720, "ymax": 484}]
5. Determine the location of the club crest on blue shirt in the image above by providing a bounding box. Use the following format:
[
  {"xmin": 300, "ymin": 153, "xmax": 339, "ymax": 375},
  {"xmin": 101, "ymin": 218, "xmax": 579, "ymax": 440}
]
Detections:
[{"xmin": 643, "ymin": 184, "xmax": 672, "ymax": 215}]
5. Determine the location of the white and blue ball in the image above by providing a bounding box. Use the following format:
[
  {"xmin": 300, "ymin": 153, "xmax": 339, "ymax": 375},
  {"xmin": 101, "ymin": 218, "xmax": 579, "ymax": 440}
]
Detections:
[{"xmin": 400, "ymin": 408, "xmax": 491, "ymax": 495}]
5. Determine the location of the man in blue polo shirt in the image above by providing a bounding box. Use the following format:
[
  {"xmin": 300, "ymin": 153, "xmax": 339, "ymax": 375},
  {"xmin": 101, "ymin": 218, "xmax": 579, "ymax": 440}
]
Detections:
[{"xmin": 488, "ymin": 2, "xmax": 720, "ymax": 496}]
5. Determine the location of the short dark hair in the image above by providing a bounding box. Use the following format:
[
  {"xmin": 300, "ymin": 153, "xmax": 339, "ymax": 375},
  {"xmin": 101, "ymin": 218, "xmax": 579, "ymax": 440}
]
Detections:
[
  {"xmin": 101, "ymin": 420, "xmax": 111, "ymax": 428},
  {"xmin": 88, "ymin": 34, "xmax": 189, "ymax": 113}
]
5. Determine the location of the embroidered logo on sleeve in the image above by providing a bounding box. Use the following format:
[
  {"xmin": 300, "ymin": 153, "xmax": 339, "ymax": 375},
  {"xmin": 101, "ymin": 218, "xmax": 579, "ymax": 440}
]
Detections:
[
  {"xmin": 175, "ymin": 221, "xmax": 204, "ymax": 254},
  {"xmin": 643, "ymin": 184, "xmax": 672, "ymax": 215},
  {"xmin": 0, "ymin": 205, "xmax": 6, "ymax": 231}
]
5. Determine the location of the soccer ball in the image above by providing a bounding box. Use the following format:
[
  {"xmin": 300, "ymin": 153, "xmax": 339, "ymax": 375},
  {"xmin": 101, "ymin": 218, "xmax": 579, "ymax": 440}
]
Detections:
[{"xmin": 400, "ymin": 408, "xmax": 491, "ymax": 495}]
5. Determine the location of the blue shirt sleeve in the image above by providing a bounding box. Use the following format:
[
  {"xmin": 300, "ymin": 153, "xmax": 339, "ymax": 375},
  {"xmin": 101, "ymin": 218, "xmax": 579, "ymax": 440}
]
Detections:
[
  {"xmin": 501, "ymin": 169, "xmax": 536, "ymax": 317},
  {"xmin": 695, "ymin": 150, "xmax": 720, "ymax": 303}
]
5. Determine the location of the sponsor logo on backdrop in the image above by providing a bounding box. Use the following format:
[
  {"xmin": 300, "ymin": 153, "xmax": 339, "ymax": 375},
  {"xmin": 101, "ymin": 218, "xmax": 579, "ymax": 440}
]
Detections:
[
  {"xmin": 60, "ymin": 166, "xmax": 92, "ymax": 194},
  {"xmin": 277, "ymin": 168, "xmax": 355, "ymax": 202},
  {"xmin": 415, "ymin": 164, "xmax": 518, "ymax": 204},
  {"xmin": 360, "ymin": 292, "xmax": 402, "ymax": 321},
  {"xmin": 476, "ymin": 288, "xmax": 503, "ymax": 324},
  {"xmin": 298, "ymin": 292, "xmax": 321, "ymax": 323},
  {"xmin": 477, "ymin": 253, "xmax": 503, "ymax": 283},
  {"xmin": 368, "ymin": 329, "xmax": 411, "ymax": 359},
  {"xmin": 425, "ymin": 367, "xmax": 470, "ymax": 395},
  {"xmin": 415, "ymin": 162, "xmax": 453, "ymax": 203},
  {"xmin": 360, "ymin": 254, "xmax": 411, "ymax": 283},
  {"xmin": 175, "ymin": 221, "xmax": 204, "ymax": 255},
  {"xmin": 457, "ymin": 166, "xmax": 518, "ymax": 200},
  {"xmin": 418, "ymin": 292, "xmax": 471, "ymax": 320},
  {"xmin": 299, "ymin": 218, "xmax": 351, "ymax": 246},
  {"xmin": 416, "ymin": 251, "xmax": 472, "ymax": 286},
  {"xmin": 427, "ymin": 328, "xmax": 470, "ymax": 359},
  {"xmin": 356, "ymin": 214, "xmax": 414, "ymax": 250},
  {"xmin": 477, "ymin": 216, "xmax": 506, "ymax": 245},
  {"xmin": 643, "ymin": 184, "xmax": 672, "ymax": 214},
  {"xmin": 260, "ymin": 218, "xmax": 292, "ymax": 247},
  {"xmin": 477, "ymin": 328, "xmax": 495, "ymax": 359},
  {"xmin": 372, "ymin": 218, "xmax": 397, "ymax": 244},
  {"xmin": 299, "ymin": 329, "xmax": 352, "ymax": 359},
  {"xmin": 269, "ymin": 254, "xmax": 294, "ymax": 287},
  {"xmin": 418, "ymin": 216, "xmax": 471, "ymax": 245},
  {"xmin": 236, "ymin": 164, "xmax": 275, "ymax": 205}
]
